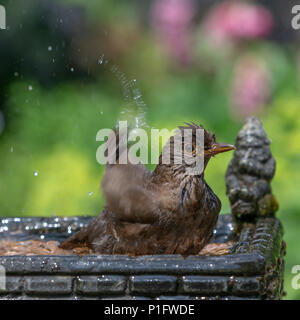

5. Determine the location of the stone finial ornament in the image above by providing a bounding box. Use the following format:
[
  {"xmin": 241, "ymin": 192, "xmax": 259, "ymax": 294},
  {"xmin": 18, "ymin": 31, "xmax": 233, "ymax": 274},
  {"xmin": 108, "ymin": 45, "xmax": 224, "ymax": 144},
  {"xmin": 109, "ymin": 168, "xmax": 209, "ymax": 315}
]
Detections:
[{"xmin": 226, "ymin": 116, "xmax": 279, "ymax": 221}]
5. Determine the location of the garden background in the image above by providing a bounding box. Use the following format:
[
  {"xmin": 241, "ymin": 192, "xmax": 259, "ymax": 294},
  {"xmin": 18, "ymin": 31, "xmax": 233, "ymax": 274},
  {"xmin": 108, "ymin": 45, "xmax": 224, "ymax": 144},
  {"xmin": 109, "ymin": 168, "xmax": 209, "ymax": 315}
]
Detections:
[{"xmin": 0, "ymin": 0, "xmax": 299, "ymax": 299}]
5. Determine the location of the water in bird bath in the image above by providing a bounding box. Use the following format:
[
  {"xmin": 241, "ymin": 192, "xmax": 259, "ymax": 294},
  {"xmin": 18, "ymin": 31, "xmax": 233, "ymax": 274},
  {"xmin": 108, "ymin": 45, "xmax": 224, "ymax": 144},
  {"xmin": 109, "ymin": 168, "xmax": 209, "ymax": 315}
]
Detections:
[{"xmin": 0, "ymin": 215, "xmax": 236, "ymax": 256}]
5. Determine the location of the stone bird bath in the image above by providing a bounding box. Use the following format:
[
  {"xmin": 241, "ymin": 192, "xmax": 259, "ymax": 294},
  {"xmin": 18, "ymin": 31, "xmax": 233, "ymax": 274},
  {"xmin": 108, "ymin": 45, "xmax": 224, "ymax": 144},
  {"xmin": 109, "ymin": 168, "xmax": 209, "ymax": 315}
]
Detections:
[{"xmin": 0, "ymin": 117, "xmax": 285, "ymax": 300}]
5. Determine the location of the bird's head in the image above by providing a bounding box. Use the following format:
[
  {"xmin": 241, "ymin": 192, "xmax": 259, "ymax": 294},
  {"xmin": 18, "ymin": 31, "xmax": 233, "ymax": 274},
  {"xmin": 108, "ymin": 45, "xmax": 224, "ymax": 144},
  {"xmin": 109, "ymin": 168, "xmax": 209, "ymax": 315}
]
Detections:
[{"xmin": 160, "ymin": 123, "xmax": 236, "ymax": 176}]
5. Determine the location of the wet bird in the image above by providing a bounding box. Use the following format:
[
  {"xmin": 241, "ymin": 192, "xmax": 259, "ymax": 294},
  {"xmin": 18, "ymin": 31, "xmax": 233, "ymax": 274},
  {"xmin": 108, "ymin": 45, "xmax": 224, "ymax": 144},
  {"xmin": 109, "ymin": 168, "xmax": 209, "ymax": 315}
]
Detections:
[{"xmin": 60, "ymin": 123, "xmax": 235, "ymax": 255}]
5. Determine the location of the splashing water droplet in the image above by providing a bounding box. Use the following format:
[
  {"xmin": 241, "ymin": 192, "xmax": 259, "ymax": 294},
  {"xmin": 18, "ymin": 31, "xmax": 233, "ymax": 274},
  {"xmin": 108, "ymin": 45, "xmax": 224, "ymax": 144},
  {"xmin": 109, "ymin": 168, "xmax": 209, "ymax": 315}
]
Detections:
[
  {"xmin": 98, "ymin": 54, "xmax": 104, "ymax": 65},
  {"xmin": 133, "ymin": 94, "xmax": 142, "ymax": 100},
  {"xmin": 28, "ymin": 85, "xmax": 33, "ymax": 91},
  {"xmin": 48, "ymin": 46, "xmax": 52, "ymax": 51},
  {"xmin": 110, "ymin": 65, "xmax": 148, "ymax": 130},
  {"xmin": 34, "ymin": 170, "xmax": 39, "ymax": 176},
  {"xmin": 130, "ymin": 128, "xmax": 139, "ymax": 136}
]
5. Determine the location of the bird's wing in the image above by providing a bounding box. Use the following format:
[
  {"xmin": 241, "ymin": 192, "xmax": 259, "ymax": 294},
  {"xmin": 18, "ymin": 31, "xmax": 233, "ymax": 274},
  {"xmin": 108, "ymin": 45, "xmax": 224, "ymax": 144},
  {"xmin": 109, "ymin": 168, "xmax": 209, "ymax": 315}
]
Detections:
[
  {"xmin": 180, "ymin": 178, "xmax": 204, "ymax": 213},
  {"xmin": 101, "ymin": 130, "xmax": 159, "ymax": 224},
  {"xmin": 102, "ymin": 164, "xmax": 159, "ymax": 224}
]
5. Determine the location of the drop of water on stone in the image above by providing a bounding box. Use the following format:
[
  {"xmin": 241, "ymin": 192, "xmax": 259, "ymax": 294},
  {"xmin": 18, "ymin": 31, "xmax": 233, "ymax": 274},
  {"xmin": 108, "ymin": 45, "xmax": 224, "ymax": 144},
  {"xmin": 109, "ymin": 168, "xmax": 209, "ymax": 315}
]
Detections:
[
  {"xmin": 48, "ymin": 46, "xmax": 52, "ymax": 51},
  {"xmin": 34, "ymin": 170, "xmax": 39, "ymax": 176},
  {"xmin": 28, "ymin": 85, "xmax": 33, "ymax": 91}
]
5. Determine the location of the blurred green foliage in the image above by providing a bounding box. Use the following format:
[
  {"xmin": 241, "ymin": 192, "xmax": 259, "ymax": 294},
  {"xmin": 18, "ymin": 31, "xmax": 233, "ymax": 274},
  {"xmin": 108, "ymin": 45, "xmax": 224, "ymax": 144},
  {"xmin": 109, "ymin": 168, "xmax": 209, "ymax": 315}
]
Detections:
[{"xmin": 0, "ymin": 0, "xmax": 299, "ymax": 299}]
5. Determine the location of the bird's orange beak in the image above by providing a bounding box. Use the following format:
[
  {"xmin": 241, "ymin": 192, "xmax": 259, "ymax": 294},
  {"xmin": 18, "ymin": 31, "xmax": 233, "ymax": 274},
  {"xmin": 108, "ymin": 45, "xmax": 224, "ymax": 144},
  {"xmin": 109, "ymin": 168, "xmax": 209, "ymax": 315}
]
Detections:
[{"xmin": 208, "ymin": 143, "xmax": 236, "ymax": 155}]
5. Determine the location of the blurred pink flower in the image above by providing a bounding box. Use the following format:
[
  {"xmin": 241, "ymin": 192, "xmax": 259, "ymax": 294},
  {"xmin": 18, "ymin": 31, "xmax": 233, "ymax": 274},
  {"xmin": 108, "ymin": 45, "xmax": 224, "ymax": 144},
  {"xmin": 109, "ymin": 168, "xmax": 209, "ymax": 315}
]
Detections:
[
  {"xmin": 150, "ymin": 0, "xmax": 196, "ymax": 66},
  {"xmin": 203, "ymin": 1, "xmax": 274, "ymax": 42},
  {"xmin": 230, "ymin": 55, "xmax": 271, "ymax": 119}
]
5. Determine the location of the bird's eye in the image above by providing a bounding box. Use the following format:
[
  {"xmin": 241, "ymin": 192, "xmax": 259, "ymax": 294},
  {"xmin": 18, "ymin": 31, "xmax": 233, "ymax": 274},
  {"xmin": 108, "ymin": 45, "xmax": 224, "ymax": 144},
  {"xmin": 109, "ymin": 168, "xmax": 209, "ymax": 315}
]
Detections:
[{"xmin": 185, "ymin": 143, "xmax": 196, "ymax": 154}]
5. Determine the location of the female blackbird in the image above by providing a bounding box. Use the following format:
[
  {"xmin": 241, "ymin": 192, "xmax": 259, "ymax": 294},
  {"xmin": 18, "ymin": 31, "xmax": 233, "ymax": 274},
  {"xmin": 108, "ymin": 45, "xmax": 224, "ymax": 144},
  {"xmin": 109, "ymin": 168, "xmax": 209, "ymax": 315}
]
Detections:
[{"xmin": 60, "ymin": 123, "xmax": 235, "ymax": 255}]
